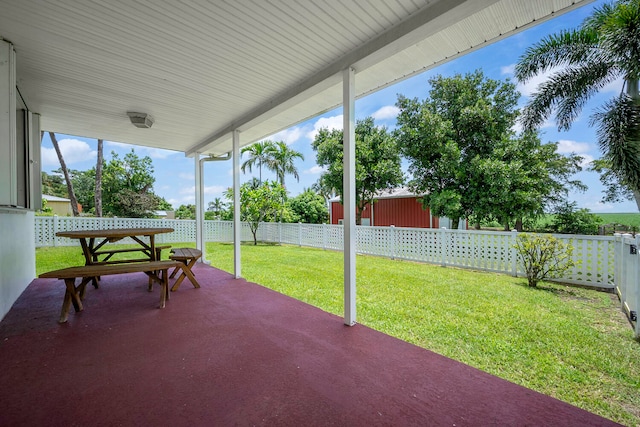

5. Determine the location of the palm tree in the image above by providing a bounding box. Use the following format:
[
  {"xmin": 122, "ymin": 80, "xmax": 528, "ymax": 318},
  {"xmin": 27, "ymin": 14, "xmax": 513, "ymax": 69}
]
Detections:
[
  {"xmin": 207, "ymin": 197, "xmax": 226, "ymax": 219},
  {"xmin": 515, "ymin": 0, "xmax": 640, "ymax": 210},
  {"xmin": 265, "ymin": 141, "xmax": 304, "ymax": 187},
  {"xmin": 240, "ymin": 141, "xmax": 273, "ymax": 183},
  {"xmin": 49, "ymin": 132, "xmax": 80, "ymax": 216}
]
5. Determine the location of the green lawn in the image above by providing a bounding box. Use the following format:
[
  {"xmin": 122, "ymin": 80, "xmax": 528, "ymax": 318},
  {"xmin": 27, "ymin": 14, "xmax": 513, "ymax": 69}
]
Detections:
[
  {"xmin": 36, "ymin": 242, "xmax": 640, "ymax": 425},
  {"xmin": 596, "ymin": 213, "xmax": 640, "ymax": 228}
]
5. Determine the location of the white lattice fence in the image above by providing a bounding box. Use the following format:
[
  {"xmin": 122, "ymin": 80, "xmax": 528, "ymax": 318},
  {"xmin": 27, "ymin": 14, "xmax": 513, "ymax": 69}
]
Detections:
[
  {"xmin": 392, "ymin": 227, "xmax": 439, "ymax": 263},
  {"xmin": 555, "ymin": 235, "xmax": 615, "ymax": 287},
  {"xmin": 34, "ymin": 217, "xmax": 617, "ymax": 289}
]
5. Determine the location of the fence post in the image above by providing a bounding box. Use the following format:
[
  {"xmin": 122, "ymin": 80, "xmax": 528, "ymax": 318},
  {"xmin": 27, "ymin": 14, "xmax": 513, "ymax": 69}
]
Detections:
[
  {"xmin": 511, "ymin": 229, "xmax": 518, "ymax": 277},
  {"xmin": 440, "ymin": 227, "xmax": 447, "ymax": 266},
  {"xmin": 322, "ymin": 223, "xmax": 327, "ymax": 250},
  {"xmin": 53, "ymin": 215, "xmax": 59, "ymax": 247},
  {"xmin": 390, "ymin": 225, "xmax": 396, "ymax": 260},
  {"xmin": 298, "ymin": 222, "xmax": 302, "ymax": 247},
  {"xmin": 621, "ymin": 233, "xmax": 632, "ymax": 312}
]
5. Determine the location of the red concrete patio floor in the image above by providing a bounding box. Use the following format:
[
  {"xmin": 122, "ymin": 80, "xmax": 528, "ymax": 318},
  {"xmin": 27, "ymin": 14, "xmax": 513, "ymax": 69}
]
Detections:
[{"xmin": 0, "ymin": 263, "xmax": 619, "ymax": 426}]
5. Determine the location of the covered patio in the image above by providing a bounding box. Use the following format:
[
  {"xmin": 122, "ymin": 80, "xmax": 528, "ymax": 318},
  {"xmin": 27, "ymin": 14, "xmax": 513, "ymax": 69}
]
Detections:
[
  {"xmin": 0, "ymin": 0, "xmax": 618, "ymax": 424},
  {"xmin": 0, "ymin": 264, "xmax": 618, "ymax": 426}
]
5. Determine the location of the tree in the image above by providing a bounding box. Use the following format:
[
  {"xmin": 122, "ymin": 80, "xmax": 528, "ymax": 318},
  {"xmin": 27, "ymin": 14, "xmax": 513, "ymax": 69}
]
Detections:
[
  {"xmin": 226, "ymin": 180, "xmax": 287, "ymax": 245},
  {"xmin": 550, "ymin": 201, "xmax": 602, "ymax": 235},
  {"xmin": 207, "ymin": 197, "xmax": 226, "ymax": 220},
  {"xmin": 49, "ymin": 132, "xmax": 80, "ymax": 216},
  {"xmin": 68, "ymin": 168, "xmax": 97, "ymax": 213},
  {"xmin": 175, "ymin": 204, "xmax": 196, "ymax": 220},
  {"xmin": 101, "ymin": 149, "xmax": 161, "ymax": 217},
  {"xmin": 395, "ymin": 71, "xmax": 519, "ymax": 228},
  {"xmin": 241, "ymin": 141, "xmax": 273, "ymax": 183},
  {"xmin": 241, "ymin": 140, "xmax": 304, "ymax": 188},
  {"xmin": 287, "ymin": 188, "xmax": 329, "ymax": 224},
  {"xmin": 157, "ymin": 198, "xmax": 173, "ymax": 211},
  {"xmin": 466, "ymin": 132, "xmax": 585, "ymax": 230},
  {"xmin": 514, "ymin": 0, "xmax": 640, "ymax": 210},
  {"xmin": 312, "ymin": 117, "xmax": 404, "ymax": 225},
  {"xmin": 41, "ymin": 171, "xmax": 67, "ymax": 197},
  {"xmin": 265, "ymin": 141, "xmax": 304, "ymax": 187},
  {"xmin": 94, "ymin": 139, "xmax": 104, "ymax": 217}
]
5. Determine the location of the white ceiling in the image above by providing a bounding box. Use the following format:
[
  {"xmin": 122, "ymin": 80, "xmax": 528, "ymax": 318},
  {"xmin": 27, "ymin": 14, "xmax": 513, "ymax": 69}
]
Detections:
[{"xmin": 0, "ymin": 0, "xmax": 592, "ymax": 157}]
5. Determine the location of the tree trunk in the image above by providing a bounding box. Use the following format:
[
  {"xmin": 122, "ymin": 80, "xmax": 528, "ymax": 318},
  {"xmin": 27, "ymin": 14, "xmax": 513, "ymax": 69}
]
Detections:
[
  {"xmin": 94, "ymin": 139, "xmax": 103, "ymax": 217},
  {"xmin": 515, "ymin": 218, "xmax": 523, "ymax": 232},
  {"xmin": 49, "ymin": 132, "xmax": 79, "ymax": 216},
  {"xmin": 633, "ymin": 188, "xmax": 640, "ymax": 212},
  {"xmin": 450, "ymin": 217, "xmax": 459, "ymax": 230}
]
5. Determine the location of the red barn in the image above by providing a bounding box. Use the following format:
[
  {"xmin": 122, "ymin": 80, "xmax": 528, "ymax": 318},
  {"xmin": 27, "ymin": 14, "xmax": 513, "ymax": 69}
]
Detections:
[{"xmin": 330, "ymin": 188, "xmax": 459, "ymax": 228}]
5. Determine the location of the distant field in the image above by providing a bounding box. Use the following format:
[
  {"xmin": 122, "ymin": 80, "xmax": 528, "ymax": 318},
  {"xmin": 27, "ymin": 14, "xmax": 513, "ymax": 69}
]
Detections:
[{"xmin": 595, "ymin": 213, "xmax": 640, "ymax": 227}]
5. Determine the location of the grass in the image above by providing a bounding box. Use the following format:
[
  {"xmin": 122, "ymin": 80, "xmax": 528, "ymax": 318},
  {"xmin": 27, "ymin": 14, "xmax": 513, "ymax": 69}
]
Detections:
[
  {"xmin": 36, "ymin": 242, "xmax": 640, "ymax": 425},
  {"xmin": 596, "ymin": 213, "xmax": 640, "ymax": 228}
]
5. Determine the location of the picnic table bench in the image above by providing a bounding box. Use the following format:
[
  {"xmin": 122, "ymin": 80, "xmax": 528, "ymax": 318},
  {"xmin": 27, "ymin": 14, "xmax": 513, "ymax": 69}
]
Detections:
[
  {"xmin": 169, "ymin": 248, "xmax": 202, "ymax": 291},
  {"xmin": 39, "ymin": 260, "xmax": 182, "ymax": 323}
]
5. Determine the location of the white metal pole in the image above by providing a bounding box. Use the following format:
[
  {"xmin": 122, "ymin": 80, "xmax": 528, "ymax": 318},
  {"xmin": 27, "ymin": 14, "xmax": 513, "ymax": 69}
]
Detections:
[
  {"xmin": 233, "ymin": 130, "xmax": 242, "ymax": 279},
  {"xmin": 343, "ymin": 67, "xmax": 356, "ymax": 326},
  {"xmin": 194, "ymin": 153, "xmax": 205, "ymax": 262}
]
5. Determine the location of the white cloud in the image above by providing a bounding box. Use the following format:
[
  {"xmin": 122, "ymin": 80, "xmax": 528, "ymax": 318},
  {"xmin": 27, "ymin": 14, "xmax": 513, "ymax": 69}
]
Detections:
[
  {"xmin": 513, "ymin": 116, "xmax": 555, "ymax": 134},
  {"xmin": 307, "ymin": 115, "xmax": 343, "ymax": 140},
  {"xmin": 556, "ymin": 140, "xmax": 594, "ymax": 168},
  {"xmin": 269, "ymin": 126, "xmax": 305, "ymax": 145},
  {"xmin": 500, "ymin": 64, "xmax": 515, "ymax": 76},
  {"xmin": 516, "ymin": 67, "xmax": 561, "ymax": 98},
  {"xmin": 179, "ymin": 172, "xmax": 195, "ymax": 180},
  {"xmin": 179, "ymin": 185, "xmax": 225, "ymax": 196},
  {"xmin": 304, "ymin": 165, "xmax": 326, "ymax": 175},
  {"xmin": 556, "ymin": 139, "xmax": 591, "ymax": 154},
  {"xmin": 372, "ymin": 105, "xmax": 399, "ymax": 121},
  {"xmin": 41, "ymin": 138, "xmax": 96, "ymax": 167}
]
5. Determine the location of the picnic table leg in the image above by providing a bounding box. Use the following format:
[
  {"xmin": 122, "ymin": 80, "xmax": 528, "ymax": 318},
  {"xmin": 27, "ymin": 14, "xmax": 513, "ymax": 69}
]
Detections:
[
  {"xmin": 60, "ymin": 278, "xmax": 84, "ymax": 323},
  {"xmin": 159, "ymin": 268, "xmax": 169, "ymax": 308},
  {"xmin": 171, "ymin": 262, "xmax": 201, "ymax": 291}
]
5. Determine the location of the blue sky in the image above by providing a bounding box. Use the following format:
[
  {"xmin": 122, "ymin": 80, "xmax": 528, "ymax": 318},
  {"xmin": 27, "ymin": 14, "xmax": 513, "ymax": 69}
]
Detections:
[{"xmin": 40, "ymin": 0, "xmax": 638, "ymax": 213}]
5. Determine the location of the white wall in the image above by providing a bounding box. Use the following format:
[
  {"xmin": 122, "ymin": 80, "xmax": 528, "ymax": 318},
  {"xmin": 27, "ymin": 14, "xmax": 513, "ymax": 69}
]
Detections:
[
  {"xmin": 0, "ymin": 210, "xmax": 35, "ymax": 320},
  {"xmin": 0, "ymin": 39, "xmax": 37, "ymax": 320}
]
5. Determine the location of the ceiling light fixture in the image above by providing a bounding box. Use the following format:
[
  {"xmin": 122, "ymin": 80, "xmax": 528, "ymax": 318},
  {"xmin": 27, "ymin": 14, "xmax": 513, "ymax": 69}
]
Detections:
[{"xmin": 127, "ymin": 112, "xmax": 154, "ymax": 128}]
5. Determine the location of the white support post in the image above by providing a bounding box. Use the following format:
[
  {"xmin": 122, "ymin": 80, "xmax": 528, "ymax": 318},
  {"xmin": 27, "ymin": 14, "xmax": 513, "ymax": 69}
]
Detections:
[
  {"xmin": 233, "ymin": 130, "xmax": 242, "ymax": 279},
  {"xmin": 194, "ymin": 154, "xmax": 205, "ymax": 262},
  {"xmin": 511, "ymin": 229, "xmax": 518, "ymax": 277},
  {"xmin": 343, "ymin": 67, "xmax": 356, "ymax": 326}
]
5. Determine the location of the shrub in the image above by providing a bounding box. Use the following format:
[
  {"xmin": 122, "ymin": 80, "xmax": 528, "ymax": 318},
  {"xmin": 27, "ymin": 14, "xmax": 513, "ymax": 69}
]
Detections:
[
  {"xmin": 514, "ymin": 233, "xmax": 574, "ymax": 287},
  {"xmin": 551, "ymin": 202, "xmax": 602, "ymax": 235}
]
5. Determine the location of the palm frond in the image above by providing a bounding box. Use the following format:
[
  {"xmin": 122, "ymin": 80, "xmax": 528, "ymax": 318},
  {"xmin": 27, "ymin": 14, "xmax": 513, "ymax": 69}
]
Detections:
[
  {"xmin": 592, "ymin": 94, "xmax": 640, "ymax": 190},
  {"xmin": 520, "ymin": 59, "xmax": 618, "ymax": 131},
  {"xmin": 598, "ymin": 1, "xmax": 640, "ymax": 79},
  {"xmin": 514, "ymin": 29, "xmax": 599, "ymax": 82}
]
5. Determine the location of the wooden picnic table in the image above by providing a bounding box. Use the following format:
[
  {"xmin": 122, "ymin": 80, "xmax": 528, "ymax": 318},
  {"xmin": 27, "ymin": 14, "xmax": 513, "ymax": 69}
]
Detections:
[
  {"xmin": 44, "ymin": 227, "xmax": 178, "ymax": 322},
  {"xmin": 56, "ymin": 227, "xmax": 174, "ymax": 265}
]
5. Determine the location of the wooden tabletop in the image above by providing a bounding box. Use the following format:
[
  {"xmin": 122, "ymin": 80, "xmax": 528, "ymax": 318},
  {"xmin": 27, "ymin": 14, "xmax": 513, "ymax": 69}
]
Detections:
[{"xmin": 56, "ymin": 227, "xmax": 174, "ymax": 239}]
